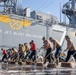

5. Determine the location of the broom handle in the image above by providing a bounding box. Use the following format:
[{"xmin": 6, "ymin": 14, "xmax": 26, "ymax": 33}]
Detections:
[
  {"xmin": 73, "ymin": 51, "xmax": 76, "ymax": 56},
  {"xmin": 44, "ymin": 50, "xmax": 54, "ymax": 63}
]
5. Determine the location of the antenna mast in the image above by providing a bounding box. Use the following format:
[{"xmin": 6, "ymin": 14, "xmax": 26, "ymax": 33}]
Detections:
[
  {"xmin": 62, "ymin": 0, "xmax": 76, "ymax": 28},
  {"xmin": 60, "ymin": 3, "xmax": 62, "ymax": 23},
  {"xmin": 0, "ymin": 0, "xmax": 17, "ymax": 13}
]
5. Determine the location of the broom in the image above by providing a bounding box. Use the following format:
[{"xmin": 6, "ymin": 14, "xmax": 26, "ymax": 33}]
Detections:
[{"xmin": 68, "ymin": 51, "xmax": 76, "ymax": 62}]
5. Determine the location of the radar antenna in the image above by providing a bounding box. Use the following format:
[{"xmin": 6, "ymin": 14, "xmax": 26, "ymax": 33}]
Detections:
[
  {"xmin": 0, "ymin": 0, "xmax": 17, "ymax": 13},
  {"xmin": 62, "ymin": 0, "xmax": 76, "ymax": 28}
]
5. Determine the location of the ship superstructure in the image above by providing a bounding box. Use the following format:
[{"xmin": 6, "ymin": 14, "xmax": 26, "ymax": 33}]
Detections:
[{"xmin": 0, "ymin": 0, "xmax": 58, "ymax": 49}]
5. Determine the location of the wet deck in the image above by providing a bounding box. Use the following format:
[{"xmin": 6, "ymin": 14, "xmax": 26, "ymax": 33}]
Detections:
[{"xmin": 0, "ymin": 62, "xmax": 76, "ymax": 75}]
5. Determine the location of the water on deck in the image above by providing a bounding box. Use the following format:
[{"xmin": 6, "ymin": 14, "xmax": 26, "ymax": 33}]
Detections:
[{"xmin": 0, "ymin": 62, "xmax": 76, "ymax": 75}]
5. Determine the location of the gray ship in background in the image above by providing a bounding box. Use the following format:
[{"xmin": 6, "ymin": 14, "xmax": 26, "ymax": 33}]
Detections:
[{"xmin": 0, "ymin": 0, "xmax": 76, "ymax": 50}]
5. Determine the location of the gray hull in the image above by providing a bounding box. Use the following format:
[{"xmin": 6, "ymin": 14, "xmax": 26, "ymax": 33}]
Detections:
[{"xmin": 0, "ymin": 15, "xmax": 76, "ymax": 50}]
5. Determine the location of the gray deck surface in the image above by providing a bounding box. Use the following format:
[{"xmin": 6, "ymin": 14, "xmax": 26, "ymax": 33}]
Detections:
[{"xmin": 0, "ymin": 62, "xmax": 76, "ymax": 75}]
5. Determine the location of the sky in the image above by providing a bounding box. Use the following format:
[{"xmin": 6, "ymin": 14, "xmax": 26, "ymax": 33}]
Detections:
[
  {"xmin": 17, "ymin": 0, "xmax": 69, "ymax": 23},
  {"xmin": 0, "ymin": 0, "xmax": 69, "ymax": 23}
]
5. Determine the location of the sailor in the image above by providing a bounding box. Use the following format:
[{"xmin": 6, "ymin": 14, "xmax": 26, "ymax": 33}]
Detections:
[
  {"xmin": 29, "ymin": 40, "xmax": 36, "ymax": 62},
  {"xmin": 24, "ymin": 43, "xmax": 30, "ymax": 53},
  {"xmin": 1, "ymin": 48, "xmax": 8, "ymax": 61},
  {"xmin": 49, "ymin": 37, "xmax": 62, "ymax": 60},
  {"xmin": 64, "ymin": 35, "xmax": 76, "ymax": 62},
  {"xmin": 23, "ymin": 43, "xmax": 28, "ymax": 58},
  {"xmin": 11, "ymin": 48, "xmax": 18, "ymax": 61},
  {"xmin": 18, "ymin": 44, "xmax": 24, "ymax": 60},
  {"xmin": 24, "ymin": 43, "xmax": 31, "ymax": 60},
  {"xmin": 42, "ymin": 36, "xmax": 52, "ymax": 63}
]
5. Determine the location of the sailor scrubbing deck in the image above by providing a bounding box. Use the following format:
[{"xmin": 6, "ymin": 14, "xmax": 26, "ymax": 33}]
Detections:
[
  {"xmin": 49, "ymin": 37, "xmax": 62, "ymax": 64},
  {"xmin": 64, "ymin": 35, "xmax": 76, "ymax": 62},
  {"xmin": 49, "ymin": 37, "xmax": 62, "ymax": 58},
  {"xmin": 42, "ymin": 37, "xmax": 52, "ymax": 63},
  {"xmin": 1, "ymin": 48, "xmax": 8, "ymax": 62},
  {"xmin": 29, "ymin": 40, "xmax": 36, "ymax": 62}
]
